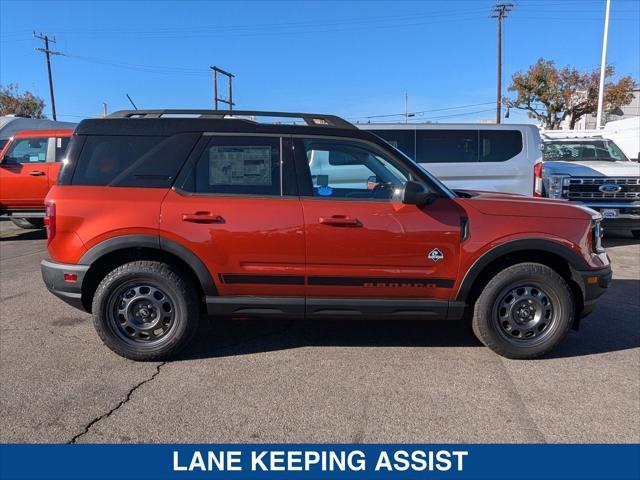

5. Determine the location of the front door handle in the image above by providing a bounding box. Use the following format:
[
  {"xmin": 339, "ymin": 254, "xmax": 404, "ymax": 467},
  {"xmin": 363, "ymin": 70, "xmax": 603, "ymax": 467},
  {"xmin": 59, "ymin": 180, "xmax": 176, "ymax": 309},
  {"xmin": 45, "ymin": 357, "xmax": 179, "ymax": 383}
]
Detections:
[
  {"xmin": 29, "ymin": 171, "xmax": 45, "ymax": 176},
  {"xmin": 182, "ymin": 212, "xmax": 225, "ymax": 224},
  {"xmin": 319, "ymin": 215, "xmax": 362, "ymax": 227}
]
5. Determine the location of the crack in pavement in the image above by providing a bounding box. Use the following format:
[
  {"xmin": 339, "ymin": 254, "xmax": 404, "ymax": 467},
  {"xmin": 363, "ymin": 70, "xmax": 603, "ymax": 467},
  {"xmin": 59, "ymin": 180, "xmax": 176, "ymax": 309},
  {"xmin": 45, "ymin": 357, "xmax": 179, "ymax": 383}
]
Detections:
[{"xmin": 67, "ymin": 362, "xmax": 166, "ymax": 444}]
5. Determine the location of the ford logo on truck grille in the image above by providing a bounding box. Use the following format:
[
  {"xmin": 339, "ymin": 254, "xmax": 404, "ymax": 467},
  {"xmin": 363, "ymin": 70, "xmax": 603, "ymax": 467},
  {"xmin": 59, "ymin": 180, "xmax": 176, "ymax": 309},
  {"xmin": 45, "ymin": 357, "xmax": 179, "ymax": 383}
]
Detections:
[{"xmin": 599, "ymin": 184, "xmax": 622, "ymax": 193}]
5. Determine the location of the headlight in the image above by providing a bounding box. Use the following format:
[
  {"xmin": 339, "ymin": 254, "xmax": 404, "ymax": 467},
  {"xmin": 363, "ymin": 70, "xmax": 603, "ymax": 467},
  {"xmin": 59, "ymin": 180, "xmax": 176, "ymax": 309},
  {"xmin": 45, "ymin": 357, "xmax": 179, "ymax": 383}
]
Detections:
[
  {"xmin": 591, "ymin": 218, "xmax": 605, "ymax": 253},
  {"xmin": 544, "ymin": 174, "xmax": 570, "ymax": 198}
]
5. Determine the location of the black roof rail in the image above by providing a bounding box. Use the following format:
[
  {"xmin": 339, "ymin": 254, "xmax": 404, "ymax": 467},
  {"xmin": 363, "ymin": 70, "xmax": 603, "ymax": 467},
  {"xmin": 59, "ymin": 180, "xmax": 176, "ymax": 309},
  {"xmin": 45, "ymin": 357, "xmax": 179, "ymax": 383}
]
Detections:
[{"xmin": 106, "ymin": 110, "xmax": 356, "ymax": 129}]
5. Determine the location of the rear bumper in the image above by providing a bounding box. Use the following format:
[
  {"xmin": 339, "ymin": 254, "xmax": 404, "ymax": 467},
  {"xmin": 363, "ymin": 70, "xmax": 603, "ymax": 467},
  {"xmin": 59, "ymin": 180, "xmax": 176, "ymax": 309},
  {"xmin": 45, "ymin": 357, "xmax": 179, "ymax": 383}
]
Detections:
[
  {"xmin": 40, "ymin": 259, "xmax": 89, "ymax": 311},
  {"xmin": 0, "ymin": 209, "xmax": 45, "ymax": 218},
  {"xmin": 574, "ymin": 264, "xmax": 613, "ymax": 318}
]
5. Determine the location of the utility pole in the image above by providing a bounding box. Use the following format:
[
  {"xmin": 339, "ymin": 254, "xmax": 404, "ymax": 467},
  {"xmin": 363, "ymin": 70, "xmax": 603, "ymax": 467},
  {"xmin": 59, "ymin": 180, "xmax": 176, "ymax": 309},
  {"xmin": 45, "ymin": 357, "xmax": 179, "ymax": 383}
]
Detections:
[
  {"xmin": 596, "ymin": 0, "xmax": 611, "ymax": 129},
  {"xmin": 34, "ymin": 32, "xmax": 63, "ymax": 120},
  {"xmin": 404, "ymin": 92, "xmax": 408, "ymax": 123},
  {"xmin": 491, "ymin": 3, "xmax": 513, "ymax": 124},
  {"xmin": 210, "ymin": 66, "xmax": 235, "ymax": 110}
]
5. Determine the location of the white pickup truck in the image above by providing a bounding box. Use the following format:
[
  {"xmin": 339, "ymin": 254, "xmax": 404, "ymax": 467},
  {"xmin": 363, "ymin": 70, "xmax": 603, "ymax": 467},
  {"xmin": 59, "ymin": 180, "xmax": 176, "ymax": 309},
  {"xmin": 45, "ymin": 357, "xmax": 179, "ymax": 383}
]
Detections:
[{"xmin": 541, "ymin": 134, "xmax": 640, "ymax": 238}]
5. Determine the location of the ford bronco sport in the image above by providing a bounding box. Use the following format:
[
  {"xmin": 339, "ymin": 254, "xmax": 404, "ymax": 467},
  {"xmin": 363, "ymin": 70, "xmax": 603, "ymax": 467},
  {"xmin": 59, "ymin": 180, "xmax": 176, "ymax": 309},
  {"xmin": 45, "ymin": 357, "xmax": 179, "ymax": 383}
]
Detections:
[
  {"xmin": 0, "ymin": 128, "xmax": 73, "ymax": 229},
  {"xmin": 40, "ymin": 110, "xmax": 612, "ymax": 361}
]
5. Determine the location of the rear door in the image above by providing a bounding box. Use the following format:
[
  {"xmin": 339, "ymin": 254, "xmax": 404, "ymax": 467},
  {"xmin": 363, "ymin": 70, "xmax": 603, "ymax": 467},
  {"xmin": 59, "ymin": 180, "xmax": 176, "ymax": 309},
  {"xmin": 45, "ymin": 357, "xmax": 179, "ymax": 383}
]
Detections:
[
  {"xmin": 294, "ymin": 136, "xmax": 463, "ymax": 315},
  {"xmin": 160, "ymin": 134, "xmax": 306, "ymax": 310},
  {"xmin": 0, "ymin": 136, "xmax": 51, "ymax": 209}
]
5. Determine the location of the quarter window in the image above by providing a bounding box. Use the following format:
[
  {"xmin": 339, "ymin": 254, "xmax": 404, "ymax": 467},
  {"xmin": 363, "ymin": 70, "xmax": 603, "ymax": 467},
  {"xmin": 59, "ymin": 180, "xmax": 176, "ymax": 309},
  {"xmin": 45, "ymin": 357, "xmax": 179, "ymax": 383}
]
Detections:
[
  {"xmin": 192, "ymin": 136, "xmax": 281, "ymax": 196},
  {"xmin": 304, "ymin": 139, "xmax": 410, "ymax": 200},
  {"xmin": 3, "ymin": 137, "xmax": 48, "ymax": 164}
]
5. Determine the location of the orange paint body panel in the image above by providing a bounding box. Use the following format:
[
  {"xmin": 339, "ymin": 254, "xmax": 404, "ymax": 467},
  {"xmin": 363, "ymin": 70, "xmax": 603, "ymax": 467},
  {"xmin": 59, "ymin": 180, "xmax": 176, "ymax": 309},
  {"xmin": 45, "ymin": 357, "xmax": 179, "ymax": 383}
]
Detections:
[{"xmin": 0, "ymin": 129, "xmax": 73, "ymax": 211}]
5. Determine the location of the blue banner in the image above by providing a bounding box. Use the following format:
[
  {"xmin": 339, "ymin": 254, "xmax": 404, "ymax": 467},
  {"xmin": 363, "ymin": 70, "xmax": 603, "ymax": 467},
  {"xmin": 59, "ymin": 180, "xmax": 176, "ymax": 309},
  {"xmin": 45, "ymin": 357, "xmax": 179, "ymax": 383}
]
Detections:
[{"xmin": 1, "ymin": 444, "xmax": 638, "ymax": 480}]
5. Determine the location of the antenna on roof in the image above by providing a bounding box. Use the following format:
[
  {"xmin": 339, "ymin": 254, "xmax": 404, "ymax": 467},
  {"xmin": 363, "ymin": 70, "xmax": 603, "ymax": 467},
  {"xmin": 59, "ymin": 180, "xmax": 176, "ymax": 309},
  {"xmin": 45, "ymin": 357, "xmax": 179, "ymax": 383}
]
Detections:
[{"xmin": 126, "ymin": 94, "xmax": 138, "ymax": 110}]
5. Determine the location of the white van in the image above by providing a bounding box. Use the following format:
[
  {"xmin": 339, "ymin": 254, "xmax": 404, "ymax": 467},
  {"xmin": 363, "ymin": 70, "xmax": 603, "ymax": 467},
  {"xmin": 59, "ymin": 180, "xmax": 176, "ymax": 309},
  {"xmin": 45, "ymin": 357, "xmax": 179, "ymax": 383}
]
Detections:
[{"xmin": 357, "ymin": 123, "xmax": 543, "ymax": 196}]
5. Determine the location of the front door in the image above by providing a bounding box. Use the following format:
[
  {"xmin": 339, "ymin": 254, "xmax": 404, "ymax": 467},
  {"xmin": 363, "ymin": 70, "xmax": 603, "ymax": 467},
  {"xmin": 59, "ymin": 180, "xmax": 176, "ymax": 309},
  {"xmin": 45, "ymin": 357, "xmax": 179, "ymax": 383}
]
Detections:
[
  {"xmin": 294, "ymin": 137, "xmax": 463, "ymax": 311},
  {"xmin": 160, "ymin": 135, "xmax": 306, "ymax": 311},
  {"xmin": 0, "ymin": 136, "xmax": 51, "ymax": 209}
]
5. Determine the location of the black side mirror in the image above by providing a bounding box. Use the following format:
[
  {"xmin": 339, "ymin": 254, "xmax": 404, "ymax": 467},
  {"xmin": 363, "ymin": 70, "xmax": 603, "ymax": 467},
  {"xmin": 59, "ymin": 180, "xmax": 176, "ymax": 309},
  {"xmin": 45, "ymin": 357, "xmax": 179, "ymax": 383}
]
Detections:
[{"xmin": 401, "ymin": 180, "xmax": 437, "ymax": 206}]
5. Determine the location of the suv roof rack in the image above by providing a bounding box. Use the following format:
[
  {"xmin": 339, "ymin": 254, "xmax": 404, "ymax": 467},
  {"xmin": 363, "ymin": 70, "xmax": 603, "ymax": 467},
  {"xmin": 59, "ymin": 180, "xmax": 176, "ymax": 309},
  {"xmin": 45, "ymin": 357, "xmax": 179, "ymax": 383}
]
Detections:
[{"xmin": 106, "ymin": 110, "xmax": 356, "ymax": 130}]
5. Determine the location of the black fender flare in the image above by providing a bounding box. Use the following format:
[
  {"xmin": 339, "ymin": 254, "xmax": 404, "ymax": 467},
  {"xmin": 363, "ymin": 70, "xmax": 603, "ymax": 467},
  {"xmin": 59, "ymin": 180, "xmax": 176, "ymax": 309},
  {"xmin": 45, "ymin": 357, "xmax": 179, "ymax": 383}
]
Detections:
[
  {"xmin": 79, "ymin": 234, "xmax": 217, "ymax": 296},
  {"xmin": 455, "ymin": 238, "xmax": 589, "ymax": 302}
]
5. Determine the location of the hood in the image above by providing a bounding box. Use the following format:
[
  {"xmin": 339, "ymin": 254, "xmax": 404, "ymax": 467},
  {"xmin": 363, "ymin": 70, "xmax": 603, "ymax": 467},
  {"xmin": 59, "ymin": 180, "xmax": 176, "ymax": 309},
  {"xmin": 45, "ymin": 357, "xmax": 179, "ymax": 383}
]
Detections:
[
  {"xmin": 543, "ymin": 160, "xmax": 640, "ymax": 177},
  {"xmin": 459, "ymin": 191, "xmax": 595, "ymax": 220}
]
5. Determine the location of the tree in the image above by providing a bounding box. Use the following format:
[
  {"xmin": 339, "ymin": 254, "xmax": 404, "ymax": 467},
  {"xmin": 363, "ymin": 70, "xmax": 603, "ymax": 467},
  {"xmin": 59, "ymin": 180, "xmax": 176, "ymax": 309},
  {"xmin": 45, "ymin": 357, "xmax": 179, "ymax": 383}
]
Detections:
[
  {"xmin": 0, "ymin": 84, "xmax": 46, "ymax": 118},
  {"xmin": 505, "ymin": 58, "xmax": 636, "ymax": 129}
]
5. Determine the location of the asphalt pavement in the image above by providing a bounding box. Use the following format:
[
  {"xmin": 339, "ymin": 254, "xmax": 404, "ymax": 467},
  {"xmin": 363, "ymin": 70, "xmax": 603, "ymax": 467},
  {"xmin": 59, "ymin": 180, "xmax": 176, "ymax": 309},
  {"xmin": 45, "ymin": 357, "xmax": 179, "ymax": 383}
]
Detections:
[{"xmin": 1, "ymin": 220, "xmax": 638, "ymax": 443}]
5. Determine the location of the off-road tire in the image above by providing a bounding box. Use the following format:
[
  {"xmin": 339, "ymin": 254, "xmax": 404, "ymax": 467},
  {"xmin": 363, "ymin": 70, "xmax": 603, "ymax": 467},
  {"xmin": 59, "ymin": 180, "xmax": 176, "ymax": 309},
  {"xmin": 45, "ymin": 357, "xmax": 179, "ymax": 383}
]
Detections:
[
  {"xmin": 92, "ymin": 261, "xmax": 199, "ymax": 361},
  {"xmin": 472, "ymin": 262, "xmax": 574, "ymax": 359},
  {"xmin": 11, "ymin": 218, "xmax": 44, "ymax": 229}
]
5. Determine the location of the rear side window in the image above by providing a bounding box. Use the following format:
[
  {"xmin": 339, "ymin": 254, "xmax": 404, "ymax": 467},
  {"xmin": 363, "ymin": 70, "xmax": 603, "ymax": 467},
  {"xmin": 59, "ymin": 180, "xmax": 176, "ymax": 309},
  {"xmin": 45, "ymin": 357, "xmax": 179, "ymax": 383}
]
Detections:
[
  {"xmin": 2, "ymin": 137, "xmax": 48, "ymax": 164},
  {"xmin": 71, "ymin": 133, "xmax": 199, "ymax": 187},
  {"xmin": 415, "ymin": 130, "xmax": 477, "ymax": 164},
  {"xmin": 479, "ymin": 130, "xmax": 522, "ymax": 162},
  {"xmin": 370, "ymin": 130, "xmax": 416, "ymax": 158},
  {"xmin": 189, "ymin": 136, "xmax": 281, "ymax": 196}
]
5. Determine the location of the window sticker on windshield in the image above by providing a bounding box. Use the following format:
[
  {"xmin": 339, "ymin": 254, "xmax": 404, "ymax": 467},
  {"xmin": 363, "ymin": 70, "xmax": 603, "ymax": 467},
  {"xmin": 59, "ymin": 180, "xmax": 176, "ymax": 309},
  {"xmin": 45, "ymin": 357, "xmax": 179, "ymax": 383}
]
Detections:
[
  {"xmin": 209, "ymin": 146, "xmax": 272, "ymax": 186},
  {"xmin": 57, "ymin": 138, "xmax": 62, "ymax": 148}
]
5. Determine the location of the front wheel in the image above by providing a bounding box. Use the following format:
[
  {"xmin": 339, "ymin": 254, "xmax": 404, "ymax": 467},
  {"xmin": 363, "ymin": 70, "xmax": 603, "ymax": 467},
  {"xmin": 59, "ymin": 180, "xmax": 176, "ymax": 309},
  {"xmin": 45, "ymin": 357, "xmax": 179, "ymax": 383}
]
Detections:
[
  {"xmin": 92, "ymin": 261, "xmax": 200, "ymax": 361},
  {"xmin": 472, "ymin": 263, "xmax": 574, "ymax": 359}
]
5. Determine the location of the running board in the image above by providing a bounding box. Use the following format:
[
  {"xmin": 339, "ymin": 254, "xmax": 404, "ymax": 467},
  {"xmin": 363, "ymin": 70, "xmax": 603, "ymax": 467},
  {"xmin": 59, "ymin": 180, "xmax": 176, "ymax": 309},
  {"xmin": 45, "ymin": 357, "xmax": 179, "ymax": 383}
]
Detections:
[{"xmin": 205, "ymin": 296, "xmax": 464, "ymax": 320}]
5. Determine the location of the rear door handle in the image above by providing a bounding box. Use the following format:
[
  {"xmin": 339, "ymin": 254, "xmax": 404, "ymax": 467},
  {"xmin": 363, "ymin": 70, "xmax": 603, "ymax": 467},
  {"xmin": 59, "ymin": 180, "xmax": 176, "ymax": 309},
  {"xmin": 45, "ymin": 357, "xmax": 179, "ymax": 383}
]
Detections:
[
  {"xmin": 29, "ymin": 171, "xmax": 45, "ymax": 176},
  {"xmin": 319, "ymin": 215, "xmax": 362, "ymax": 227},
  {"xmin": 182, "ymin": 212, "xmax": 225, "ymax": 224}
]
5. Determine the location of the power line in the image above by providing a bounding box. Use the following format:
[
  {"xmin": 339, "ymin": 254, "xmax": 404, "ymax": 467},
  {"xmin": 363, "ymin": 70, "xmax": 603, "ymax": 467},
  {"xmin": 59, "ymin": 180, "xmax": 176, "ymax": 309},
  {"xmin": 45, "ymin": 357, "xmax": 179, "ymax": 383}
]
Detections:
[
  {"xmin": 349, "ymin": 102, "xmax": 496, "ymax": 120},
  {"xmin": 34, "ymin": 32, "xmax": 63, "ymax": 120}
]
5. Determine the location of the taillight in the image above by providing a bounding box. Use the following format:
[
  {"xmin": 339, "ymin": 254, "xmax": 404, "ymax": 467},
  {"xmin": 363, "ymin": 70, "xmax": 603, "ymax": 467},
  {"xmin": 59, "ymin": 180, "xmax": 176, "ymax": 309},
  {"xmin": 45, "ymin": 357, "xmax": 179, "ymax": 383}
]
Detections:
[
  {"xmin": 44, "ymin": 201, "xmax": 56, "ymax": 245},
  {"xmin": 533, "ymin": 162, "xmax": 543, "ymax": 197}
]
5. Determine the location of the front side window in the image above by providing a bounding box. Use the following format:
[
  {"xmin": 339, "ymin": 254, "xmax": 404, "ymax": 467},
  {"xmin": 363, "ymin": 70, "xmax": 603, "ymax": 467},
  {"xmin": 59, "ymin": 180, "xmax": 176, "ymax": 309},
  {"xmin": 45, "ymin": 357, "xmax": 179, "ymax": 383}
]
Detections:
[
  {"xmin": 304, "ymin": 139, "xmax": 410, "ymax": 200},
  {"xmin": 192, "ymin": 136, "xmax": 281, "ymax": 196},
  {"xmin": 415, "ymin": 130, "xmax": 477, "ymax": 164},
  {"xmin": 2, "ymin": 137, "xmax": 48, "ymax": 164}
]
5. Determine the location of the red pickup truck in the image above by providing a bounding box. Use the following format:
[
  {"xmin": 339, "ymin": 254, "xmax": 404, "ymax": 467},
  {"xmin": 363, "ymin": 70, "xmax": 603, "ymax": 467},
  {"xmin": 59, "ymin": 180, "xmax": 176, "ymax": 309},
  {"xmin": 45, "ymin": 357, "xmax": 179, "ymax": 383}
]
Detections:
[{"xmin": 0, "ymin": 129, "xmax": 73, "ymax": 228}]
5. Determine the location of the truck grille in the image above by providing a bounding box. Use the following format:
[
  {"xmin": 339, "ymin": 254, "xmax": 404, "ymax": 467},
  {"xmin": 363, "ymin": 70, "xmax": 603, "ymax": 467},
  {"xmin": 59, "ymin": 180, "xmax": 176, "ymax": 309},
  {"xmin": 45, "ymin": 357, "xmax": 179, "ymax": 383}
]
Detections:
[{"xmin": 564, "ymin": 177, "xmax": 640, "ymax": 201}]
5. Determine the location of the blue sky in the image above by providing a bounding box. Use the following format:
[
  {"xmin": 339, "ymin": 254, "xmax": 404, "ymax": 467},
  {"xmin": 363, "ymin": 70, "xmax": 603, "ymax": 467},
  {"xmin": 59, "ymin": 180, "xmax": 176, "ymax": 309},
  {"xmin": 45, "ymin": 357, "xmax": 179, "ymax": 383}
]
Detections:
[{"xmin": 1, "ymin": 0, "xmax": 638, "ymax": 124}]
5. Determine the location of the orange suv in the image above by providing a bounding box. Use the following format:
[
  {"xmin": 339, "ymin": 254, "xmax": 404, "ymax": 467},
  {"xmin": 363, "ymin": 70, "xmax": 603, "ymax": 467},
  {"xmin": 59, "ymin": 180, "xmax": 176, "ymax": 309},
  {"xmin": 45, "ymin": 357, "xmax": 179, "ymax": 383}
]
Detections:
[
  {"xmin": 40, "ymin": 110, "xmax": 612, "ymax": 361},
  {"xmin": 0, "ymin": 129, "xmax": 73, "ymax": 228}
]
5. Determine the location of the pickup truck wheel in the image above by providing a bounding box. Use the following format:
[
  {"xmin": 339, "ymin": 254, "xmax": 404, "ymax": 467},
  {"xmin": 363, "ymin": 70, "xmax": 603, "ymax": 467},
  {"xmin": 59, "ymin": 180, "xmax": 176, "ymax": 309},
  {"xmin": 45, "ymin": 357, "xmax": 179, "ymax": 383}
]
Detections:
[
  {"xmin": 11, "ymin": 218, "xmax": 44, "ymax": 229},
  {"xmin": 472, "ymin": 262, "xmax": 574, "ymax": 359},
  {"xmin": 92, "ymin": 261, "xmax": 199, "ymax": 361}
]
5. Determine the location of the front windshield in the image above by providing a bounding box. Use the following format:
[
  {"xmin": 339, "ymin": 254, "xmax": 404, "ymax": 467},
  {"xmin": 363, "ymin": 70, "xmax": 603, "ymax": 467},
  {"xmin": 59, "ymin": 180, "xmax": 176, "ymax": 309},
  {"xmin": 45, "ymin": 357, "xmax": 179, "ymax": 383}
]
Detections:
[{"xmin": 543, "ymin": 140, "xmax": 629, "ymax": 162}]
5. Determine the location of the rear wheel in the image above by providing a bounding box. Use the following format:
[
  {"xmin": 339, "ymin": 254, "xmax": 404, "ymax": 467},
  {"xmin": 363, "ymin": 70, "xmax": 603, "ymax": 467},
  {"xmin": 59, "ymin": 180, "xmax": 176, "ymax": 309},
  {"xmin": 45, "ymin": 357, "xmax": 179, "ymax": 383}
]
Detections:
[
  {"xmin": 92, "ymin": 261, "xmax": 199, "ymax": 361},
  {"xmin": 472, "ymin": 262, "xmax": 574, "ymax": 359},
  {"xmin": 11, "ymin": 218, "xmax": 44, "ymax": 229}
]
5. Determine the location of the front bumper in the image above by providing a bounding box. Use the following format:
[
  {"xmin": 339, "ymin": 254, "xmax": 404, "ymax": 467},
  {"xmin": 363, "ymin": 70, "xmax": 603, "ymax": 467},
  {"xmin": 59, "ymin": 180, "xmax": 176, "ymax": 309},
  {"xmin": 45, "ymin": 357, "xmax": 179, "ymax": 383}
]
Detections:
[
  {"xmin": 573, "ymin": 264, "xmax": 613, "ymax": 318},
  {"xmin": 574, "ymin": 201, "xmax": 640, "ymax": 231},
  {"xmin": 40, "ymin": 259, "xmax": 89, "ymax": 311}
]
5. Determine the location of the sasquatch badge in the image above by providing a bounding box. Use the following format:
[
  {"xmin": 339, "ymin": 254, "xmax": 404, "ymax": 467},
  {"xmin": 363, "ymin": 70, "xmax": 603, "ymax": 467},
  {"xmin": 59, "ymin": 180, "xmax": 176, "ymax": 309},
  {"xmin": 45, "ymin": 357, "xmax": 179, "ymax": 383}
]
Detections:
[{"xmin": 428, "ymin": 248, "xmax": 444, "ymax": 262}]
